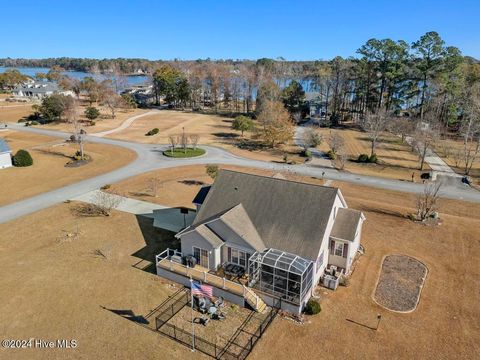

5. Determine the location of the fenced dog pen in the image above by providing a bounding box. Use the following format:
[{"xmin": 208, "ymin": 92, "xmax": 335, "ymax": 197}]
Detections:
[
  {"xmin": 248, "ymin": 249, "xmax": 314, "ymax": 306},
  {"xmin": 154, "ymin": 289, "xmax": 278, "ymax": 360}
]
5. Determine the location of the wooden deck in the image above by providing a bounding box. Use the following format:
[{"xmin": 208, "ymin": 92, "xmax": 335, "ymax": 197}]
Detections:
[{"xmin": 157, "ymin": 258, "xmax": 245, "ymax": 295}]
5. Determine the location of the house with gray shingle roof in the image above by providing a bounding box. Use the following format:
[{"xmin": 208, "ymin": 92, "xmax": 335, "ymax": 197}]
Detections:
[
  {"xmin": 12, "ymin": 81, "xmax": 74, "ymax": 100},
  {"xmin": 0, "ymin": 138, "xmax": 12, "ymax": 169},
  {"xmin": 157, "ymin": 170, "xmax": 365, "ymax": 314}
]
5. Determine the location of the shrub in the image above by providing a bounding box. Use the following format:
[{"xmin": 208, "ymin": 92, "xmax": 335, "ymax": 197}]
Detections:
[
  {"xmin": 369, "ymin": 153, "xmax": 378, "ymax": 163},
  {"xmin": 339, "ymin": 277, "xmax": 350, "ymax": 287},
  {"xmin": 17, "ymin": 119, "xmax": 26, "ymax": 123},
  {"xmin": 84, "ymin": 106, "xmax": 100, "ymax": 121},
  {"xmin": 357, "ymin": 154, "xmax": 369, "ymax": 163},
  {"xmin": 30, "ymin": 120, "xmax": 39, "ymax": 125},
  {"xmin": 304, "ymin": 149, "xmax": 312, "ymax": 158},
  {"xmin": 304, "ymin": 298, "xmax": 321, "ymax": 315},
  {"xmin": 89, "ymin": 121, "xmax": 96, "ymax": 126},
  {"xmin": 146, "ymin": 128, "xmax": 159, "ymax": 136},
  {"xmin": 326, "ymin": 149, "xmax": 337, "ymax": 160},
  {"xmin": 101, "ymin": 184, "xmax": 111, "ymax": 190},
  {"xmin": 13, "ymin": 149, "xmax": 33, "ymax": 167}
]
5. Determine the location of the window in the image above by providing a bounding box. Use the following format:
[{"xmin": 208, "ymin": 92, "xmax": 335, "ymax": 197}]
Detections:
[
  {"xmin": 228, "ymin": 247, "xmax": 248, "ymax": 267},
  {"xmin": 193, "ymin": 246, "xmax": 209, "ymax": 268},
  {"xmin": 316, "ymin": 251, "xmax": 324, "ymax": 269},
  {"xmin": 335, "ymin": 242, "xmax": 344, "ymax": 257}
]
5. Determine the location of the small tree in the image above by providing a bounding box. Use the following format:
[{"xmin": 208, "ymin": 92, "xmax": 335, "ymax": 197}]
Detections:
[
  {"xmin": 168, "ymin": 135, "xmax": 178, "ymax": 154},
  {"xmin": 92, "ymin": 191, "xmax": 124, "ymax": 216},
  {"xmin": 190, "ymin": 134, "xmax": 200, "ymax": 150},
  {"xmin": 327, "ymin": 132, "xmax": 345, "ymax": 154},
  {"xmin": 84, "ymin": 106, "xmax": 100, "ymax": 121},
  {"xmin": 302, "ymin": 127, "xmax": 322, "ymax": 150},
  {"xmin": 362, "ymin": 110, "xmax": 389, "ymax": 156},
  {"xmin": 413, "ymin": 121, "xmax": 440, "ymax": 171},
  {"xmin": 416, "ymin": 182, "xmax": 441, "ymax": 221},
  {"xmin": 206, "ymin": 164, "xmax": 219, "ymax": 179},
  {"xmin": 12, "ymin": 149, "xmax": 33, "ymax": 167},
  {"xmin": 232, "ymin": 115, "xmax": 254, "ymax": 136},
  {"xmin": 148, "ymin": 177, "xmax": 162, "ymax": 198}
]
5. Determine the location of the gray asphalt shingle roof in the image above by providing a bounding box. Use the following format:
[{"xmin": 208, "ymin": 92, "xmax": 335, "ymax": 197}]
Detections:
[
  {"xmin": 330, "ymin": 208, "xmax": 363, "ymax": 241},
  {"xmin": 192, "ymin": 170, "xmax": 340, "ymax": 261}
]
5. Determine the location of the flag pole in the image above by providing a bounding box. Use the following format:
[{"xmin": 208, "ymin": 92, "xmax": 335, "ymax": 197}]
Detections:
[{"xmin": 190, "ymin": 278, "xmax": 195, "ymax": 352}]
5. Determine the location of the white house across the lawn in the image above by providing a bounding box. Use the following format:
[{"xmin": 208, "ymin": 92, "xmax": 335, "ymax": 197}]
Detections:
[{"xmin": 0, "ymin": 138, "xmax": 12, "ymax": 169}]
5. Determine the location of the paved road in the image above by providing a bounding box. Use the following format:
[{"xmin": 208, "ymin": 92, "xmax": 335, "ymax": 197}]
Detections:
[{"xmin": 0, "ymin": 123, "xmax": 478, "ymax": 224}]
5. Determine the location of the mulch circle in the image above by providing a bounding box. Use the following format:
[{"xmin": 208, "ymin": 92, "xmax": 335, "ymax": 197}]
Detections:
[{"xmin": 373, "ymin": 254, "xmax": 428, "ymax": 312}]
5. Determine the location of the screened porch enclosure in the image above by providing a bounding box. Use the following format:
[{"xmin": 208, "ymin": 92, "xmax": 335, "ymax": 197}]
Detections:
[{"xmin": 248, "ymin": 249, "xmax": 314, "ymax": 305}]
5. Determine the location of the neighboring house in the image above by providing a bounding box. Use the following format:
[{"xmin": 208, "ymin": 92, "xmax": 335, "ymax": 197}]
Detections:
[
  {"xmin": 305, "ymin": 91, "xmax": 329, "ymax": 126},
  {"xmin": 157, "ymin": 170, "xmax": 365, "ymax": 314},
  {"xmin": 12, "ymin": 81, "xmax": 73, "ymax": 100},
  {"xmin": 0, "ymin": 138, "xmax": 12, "ymax": 169}
]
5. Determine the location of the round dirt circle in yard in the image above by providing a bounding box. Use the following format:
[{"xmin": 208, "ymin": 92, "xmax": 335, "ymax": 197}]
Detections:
[
  {"xmin": 373, "ymin": 254, "xmax": 428, "ymax": 313},
  {"xmin": 163, "ymin": 147, "xmax": 206, "ymax": 158}
]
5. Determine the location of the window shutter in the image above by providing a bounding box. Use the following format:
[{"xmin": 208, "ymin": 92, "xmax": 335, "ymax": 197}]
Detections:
[
  {"xmin": 343, "ymin": 243, "xmax": 348, "ymax": 258},
  {"xmin": 227, "ymin": 247, "xmax": 231, "ymax": 262},
  {"xmin": 329, "ymin": 240, "xmax": 335, "ymax": 255}
]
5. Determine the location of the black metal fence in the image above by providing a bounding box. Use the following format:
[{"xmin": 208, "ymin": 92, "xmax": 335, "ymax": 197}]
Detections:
[{"xmin": 154, "ymin": 290, "xmax": 278, "ymax": 360}]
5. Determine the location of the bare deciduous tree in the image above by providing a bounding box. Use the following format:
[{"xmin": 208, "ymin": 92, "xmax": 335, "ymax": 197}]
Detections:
[
  {"xmin": 147, "ymin": 177, "xmax": 162, "ymax": 198},
  {"xmin": 387, "ymin": 117, "xmax": 415, "ymax": 143},
  {"xmin": 190, "ymin": 134, "xmax": 200, "ymax": 150},
  {"xmin": 168, "ymin": 135, "xmax": 178, "ymax": 154},
  {"xmin": 327, "ymin": 131, "xmax": 345, "ymax": 154},
  {"xmin": 91, "ymin": 191, "xmax": 124, "ymax": 216},
  {"xmin": 416, "ymin": 182, "xmax": 441, "ymax": 221},
  {"xmin": 301, "ymin": 127, "xmax": 322, "ymax": 150},
  {"xmin": 460, "ymin": 85, "xmax": 480, "ymax": 175},
  {"xmin": 65, "ymin": 97, "xmax": 86, "ymax": 160},
  {"xmin": 335, "ymin": 153, "xmax": 347, "ymax": 170},
  {"xmin": 362, "ymin": 110, "xmax": 389, "ymax": 156},
  {"xmin": 412, "ymin": 121, "xmax": 440, "ymax": 171}
]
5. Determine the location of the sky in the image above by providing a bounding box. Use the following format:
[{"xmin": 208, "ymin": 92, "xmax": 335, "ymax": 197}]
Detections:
[{"xmin": 2, "ymin": 0, "xmax": 479, "ymax": 60}]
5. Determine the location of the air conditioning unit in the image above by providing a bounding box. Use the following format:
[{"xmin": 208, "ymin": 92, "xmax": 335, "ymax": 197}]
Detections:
[{"xmin": 323, "ymin": 274, "xmax": 339, "ymax": 290}]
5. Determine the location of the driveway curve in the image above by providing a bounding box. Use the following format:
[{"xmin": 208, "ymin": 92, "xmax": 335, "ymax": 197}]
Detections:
[{"xmin": 1, "ymin": 123, "xmax": 479, "ymax": 224}]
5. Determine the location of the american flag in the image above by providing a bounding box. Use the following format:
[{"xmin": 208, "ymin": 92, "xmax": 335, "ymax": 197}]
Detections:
[{"xmin": 191, "ymin": 281, "xmax": 213, "ymax": 298}]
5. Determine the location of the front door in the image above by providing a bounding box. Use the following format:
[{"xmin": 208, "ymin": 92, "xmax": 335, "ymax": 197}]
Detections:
[{"xmin": 193, "ymin": 247, "xmax": 209, "ymax": 268}]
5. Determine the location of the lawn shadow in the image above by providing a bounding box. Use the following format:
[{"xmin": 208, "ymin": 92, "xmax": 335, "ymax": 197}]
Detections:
[
  {"xmin": 178, "ymin": 179, "xmax": 206, "ymax": 186},
  {"xmin": 357, "ymin": 205, "xmax": 406, "ymax": 219},
  {"xmin": 101, "ymin": 306, "xmax": 150, "ymax": 325}
]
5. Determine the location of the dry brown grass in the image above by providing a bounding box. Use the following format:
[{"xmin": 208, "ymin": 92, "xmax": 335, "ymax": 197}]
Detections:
[
  {"xmin": 0, "ymin": 103, "xmax": 33, "ymax": 121},
  {"xmin": 0, "ymin": 168, "xmax": 478, "ymax": 359},
  {"xmin": 107, "ymin": 110, "xmax": 304, "ymax": 163},
  {"xmin": 0, "ymin": 203, "xmax": 202, "ymax": 359},
  {"xmin": 252, "ymin": 181, "xmax": 480, "ymax": 360},
  {"xmin": 35, "ymin": 105, "xmax": 150, "ymax": 134},
  {"xmin": 315, "ymin": 127, "xmax": 429, "ymax": 181},
  {"xmin": 0, "ymin": 130, "xmax": 137, "ymax": 206},
  {"xmin": 107, "ymin": 164, "xmax": 325, "ymax": 209}
]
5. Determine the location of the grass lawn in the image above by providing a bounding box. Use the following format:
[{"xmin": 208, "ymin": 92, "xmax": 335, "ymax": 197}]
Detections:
[
  {"xmin": 163, "ymin": 147, "xmax": 206, "ymax": 158},
  {"xmin": 0, "ymin": 130, "xmax": 137, "ymax": 206},
  {"xmin": 0, "ymin": 167, "xmax": 478, "ymax": 359}
]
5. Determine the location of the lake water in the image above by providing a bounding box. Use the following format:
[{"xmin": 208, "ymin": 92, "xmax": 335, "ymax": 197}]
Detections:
[{"xmin": 0, "ymin": 67, "xmax": 150, "ymax": 87}]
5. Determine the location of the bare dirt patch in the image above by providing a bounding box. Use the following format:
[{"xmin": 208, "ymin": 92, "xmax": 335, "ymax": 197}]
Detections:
[
  {"xmin": 373, "ymin": 254, "xmax": 428, "ymax": 312},
  {"xmin": 0, "ymin": 130, "xmax": 136, "ymax": 206}
]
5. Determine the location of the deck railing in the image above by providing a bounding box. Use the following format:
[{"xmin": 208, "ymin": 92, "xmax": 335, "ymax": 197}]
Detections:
[{"xmin": 156, "ymin": 248, "xmax": 245, "ymax": 296}]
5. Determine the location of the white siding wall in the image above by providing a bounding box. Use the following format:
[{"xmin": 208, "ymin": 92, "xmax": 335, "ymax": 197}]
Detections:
[
  {"xmin": 0, "ymin": 153, "xmax": 12, "ymax": 169},
  {"xmin": 313, "ymin": 193, "xmax": 346, "ymax": 284},
  {"xmin": 179, "ymin": 231, "xmax": 218, "ymax": 270}
]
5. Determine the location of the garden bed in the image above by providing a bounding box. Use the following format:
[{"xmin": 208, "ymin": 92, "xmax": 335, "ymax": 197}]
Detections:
[
  {"xmin": 163, "ymin": 147, "xmax": 206, "ymax": 158},
  {"xmin": 373, "ymin": 254, "xmax": 428, "ymax": 312}
]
